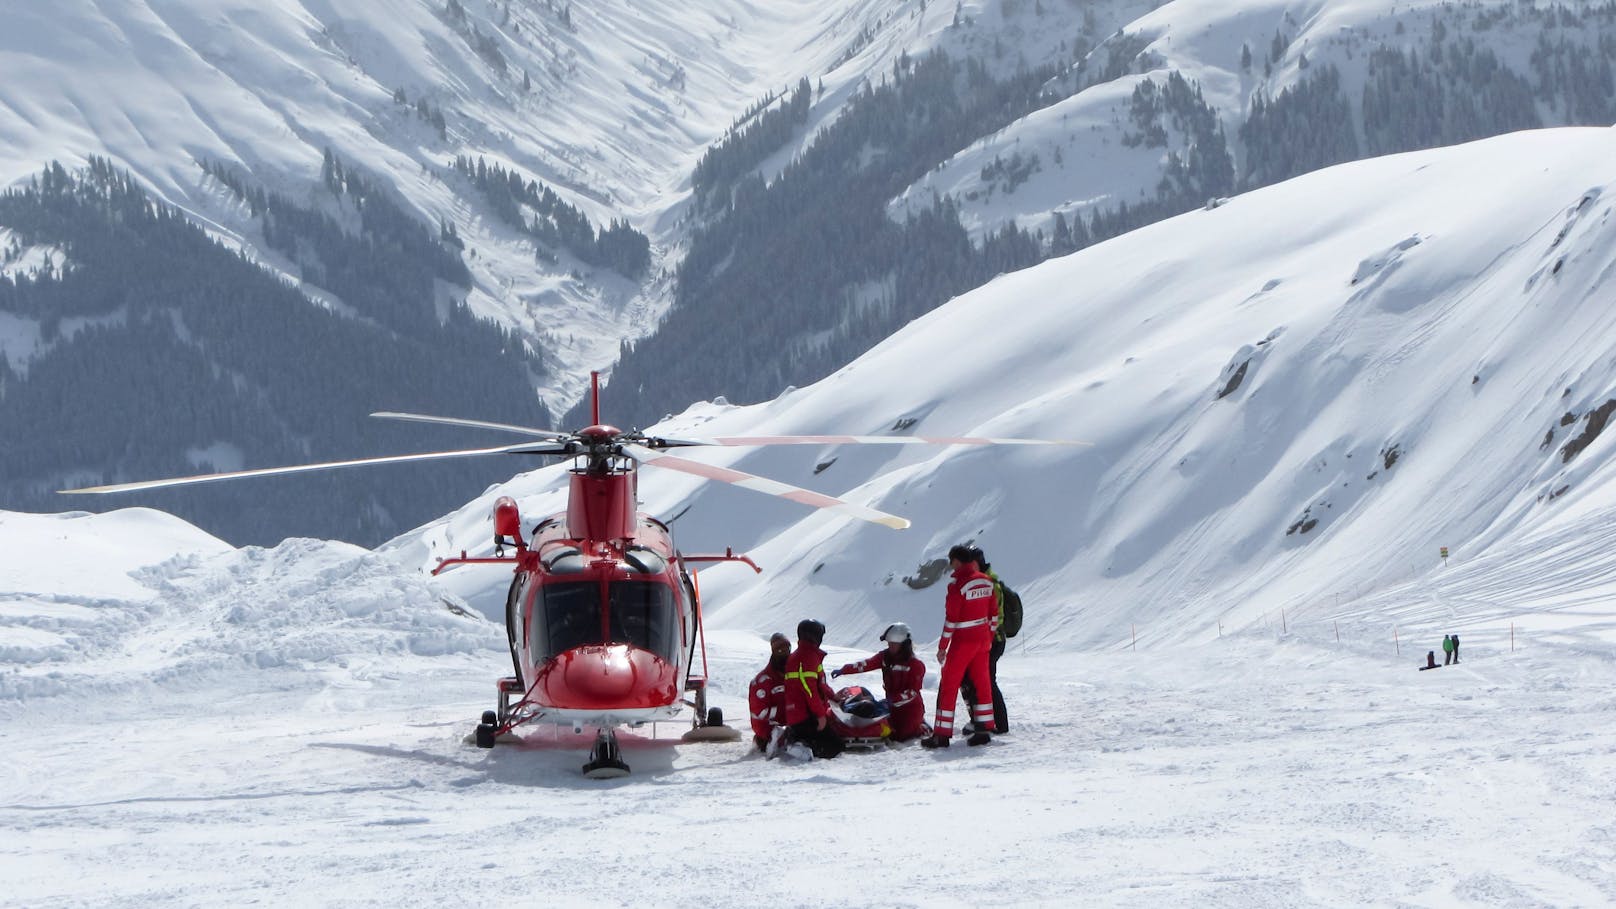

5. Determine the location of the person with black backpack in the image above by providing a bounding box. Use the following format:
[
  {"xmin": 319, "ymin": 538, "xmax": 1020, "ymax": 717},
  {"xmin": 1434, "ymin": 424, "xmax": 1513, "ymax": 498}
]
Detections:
[
  {"xmin": 921, "ymin": 546, "xmax": 998, "ymax": 749},
  {"xmin": 962, "ymin": 546, "xmax": 1021, "ymax": 736}
]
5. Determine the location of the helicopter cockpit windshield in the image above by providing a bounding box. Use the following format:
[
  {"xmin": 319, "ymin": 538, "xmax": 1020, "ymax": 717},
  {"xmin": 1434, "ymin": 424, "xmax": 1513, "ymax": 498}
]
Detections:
[
  {"xmin": 608, "ymin": 581, "xmax": 677, "ymax": 660},
  {"xmin": 532, "ymin": 580, "xmax": 678, "ymax": 664}
]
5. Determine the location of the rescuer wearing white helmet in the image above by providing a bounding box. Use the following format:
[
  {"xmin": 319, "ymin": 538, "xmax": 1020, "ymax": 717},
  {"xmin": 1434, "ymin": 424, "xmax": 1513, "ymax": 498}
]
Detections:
[{"xmin": 830, "ymin": 622, "xmax": 929, "ymax": 741}]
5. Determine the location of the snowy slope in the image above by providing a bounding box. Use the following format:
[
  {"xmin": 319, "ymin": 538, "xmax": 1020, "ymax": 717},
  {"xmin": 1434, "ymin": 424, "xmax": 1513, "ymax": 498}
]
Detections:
[
  {"xmin": 1, "ymin": 0, "xmax": 1161, "ymax": 408},
  {"xmin": 5, "ymin": 517, "xmax": 1616, "ymax": 906},
  {"xmin": 704, "ymin": 126, "xmax": 1616, "ymax": 651},
  {"xmin": 0, "ymin": 0, "xmax": 908, "ymax": 406},
  {"xmin": 393, "ymin": 126, "xmax": 1616, "ymax": 661},
  {"xmin": 0, "ymin": 0, "xmax": 1392, "ymax": 405}
]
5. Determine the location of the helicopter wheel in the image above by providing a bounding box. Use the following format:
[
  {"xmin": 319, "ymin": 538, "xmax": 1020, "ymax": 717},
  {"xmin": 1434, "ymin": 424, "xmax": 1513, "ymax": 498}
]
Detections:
[
  {"xmin": 706, "ymin": 707, "xmax": 724, "ymax": 727},
  {"xmin": 582, "ymin": 729, "xmax": 630, "ymax": 779},
  {"xmin": 474, "ymin": 722, "xmax": 497, "ymax": 749},
  {"xmin": 481, "ymin": 710, "xmax": 498, "ymax": 726}
]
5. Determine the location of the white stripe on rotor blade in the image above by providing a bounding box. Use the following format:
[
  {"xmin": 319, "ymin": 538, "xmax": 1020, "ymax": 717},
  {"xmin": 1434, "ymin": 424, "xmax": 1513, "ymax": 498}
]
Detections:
[
  {"xmin": 621, "ymin": 444, "xmax": 909, "ymax": 530},
  {"xmin": 698, "ymin": 435, "xmax": 1091, "ymax": 447},
  {"xmin": 370, "ymin": 411, "xmax": 567, "ymax": 441},
  {"xmin": 59, "ymin": 443, "xmax": 543, "ymax": 494}
]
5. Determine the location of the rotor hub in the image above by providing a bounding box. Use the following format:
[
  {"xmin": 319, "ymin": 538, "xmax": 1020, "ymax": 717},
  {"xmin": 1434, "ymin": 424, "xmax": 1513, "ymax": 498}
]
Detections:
[{"xmin": 576, "ymin": 425, "xmax": 621, "ymax": 445}]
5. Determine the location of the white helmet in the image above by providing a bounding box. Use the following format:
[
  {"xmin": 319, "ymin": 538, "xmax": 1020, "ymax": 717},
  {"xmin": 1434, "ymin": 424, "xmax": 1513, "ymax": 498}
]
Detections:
[{"xmin": 880, "ymin": 622, "xmax": 912, "ymax": 643}]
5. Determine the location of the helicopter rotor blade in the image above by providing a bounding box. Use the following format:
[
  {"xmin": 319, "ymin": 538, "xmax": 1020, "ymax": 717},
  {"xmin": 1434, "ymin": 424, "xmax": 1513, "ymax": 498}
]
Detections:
[
  {"xmin": 59, "ymin": 442, "xmax": 571, "ymax": 495},
  {"xmin": 648, "ymin": 433, "xmax": 1091, "ymax": 448},
  {"xmin": 618, "ymin": 442, "xmax": 909, "ymax": 530},
  {"xmin": 371, "ymin": 411, "xmax": 571, "ymax": 442}
]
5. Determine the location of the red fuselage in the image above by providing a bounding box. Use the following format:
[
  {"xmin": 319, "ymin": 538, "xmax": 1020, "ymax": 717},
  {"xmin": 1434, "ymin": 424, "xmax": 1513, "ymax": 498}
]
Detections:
[{"xmin": 505, "ymin": 466, "xmax": 695, "ymax": 722}]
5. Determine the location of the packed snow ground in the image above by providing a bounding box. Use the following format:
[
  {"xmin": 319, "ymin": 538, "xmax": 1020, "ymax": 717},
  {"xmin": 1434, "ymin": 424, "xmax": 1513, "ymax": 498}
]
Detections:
[{"xmin": 3, "ymin": 511, "xmax": 1616, "ymax": 906}]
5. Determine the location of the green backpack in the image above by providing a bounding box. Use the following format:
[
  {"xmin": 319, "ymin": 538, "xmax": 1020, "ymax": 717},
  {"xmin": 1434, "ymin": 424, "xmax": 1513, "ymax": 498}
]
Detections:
[{"xmin": 998, "ymin": 581, "xmax": 1024, "ymax": 638}]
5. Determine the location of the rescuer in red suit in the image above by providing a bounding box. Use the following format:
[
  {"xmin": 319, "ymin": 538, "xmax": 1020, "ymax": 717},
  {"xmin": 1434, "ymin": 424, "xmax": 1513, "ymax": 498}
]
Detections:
[
  {"xmin": 831, "ymin": 622, "xmax": 928, "ymax": 741},
  {"xmin": 922, "ymin": 545, "xmax": 998, "ymax": 749},
  {"xmin": 747, "ymin": 632, "xmax": 791, "ymax": 751},
  {"xmin": 783, "ymin": 619, "xmax": 845, "ymax": 758}
]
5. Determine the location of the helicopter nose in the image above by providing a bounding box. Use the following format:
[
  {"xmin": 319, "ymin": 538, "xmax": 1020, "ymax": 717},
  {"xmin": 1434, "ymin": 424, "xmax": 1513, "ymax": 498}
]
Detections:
[{"xmin": 540, "ymin": 644, "xmax": 678, "ymax": 710}]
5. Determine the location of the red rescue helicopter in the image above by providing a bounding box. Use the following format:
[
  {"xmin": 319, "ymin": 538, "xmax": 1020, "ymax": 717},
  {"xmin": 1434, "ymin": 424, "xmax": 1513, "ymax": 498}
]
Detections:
[{"xmin": 63, "ymin": 373, "xmax": 1082, "ymax": 777}]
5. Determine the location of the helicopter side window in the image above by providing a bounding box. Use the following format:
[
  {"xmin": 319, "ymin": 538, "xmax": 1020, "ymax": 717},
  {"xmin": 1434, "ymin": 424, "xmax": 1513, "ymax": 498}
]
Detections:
[
  {"xmin": 622, "ymin": 546, "xmax": 666, "ymax": 574},
  {"xmin": 543, "ymin": 547, "xmax": 588, "ymax": 574},
  {"xmin": 534, "ymin": 581, "xmax": 602, "ymax": 662},
  {"xmin": 608, "ymin": 581, "xmax": 676, "ymax": 662}
]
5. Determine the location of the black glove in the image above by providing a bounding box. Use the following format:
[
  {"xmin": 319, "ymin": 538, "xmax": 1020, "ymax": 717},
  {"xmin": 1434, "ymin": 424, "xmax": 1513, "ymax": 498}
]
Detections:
[{"xmin": 830, "ymin": 668, "xmax": 843, "ymax": 678}]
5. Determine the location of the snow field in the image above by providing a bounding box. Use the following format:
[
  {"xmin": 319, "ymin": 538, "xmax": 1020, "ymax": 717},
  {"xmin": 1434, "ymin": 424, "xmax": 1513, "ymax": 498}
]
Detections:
[{"xmin": 3, "ymin": 630, "xmax": 1612, "ymax": 907}]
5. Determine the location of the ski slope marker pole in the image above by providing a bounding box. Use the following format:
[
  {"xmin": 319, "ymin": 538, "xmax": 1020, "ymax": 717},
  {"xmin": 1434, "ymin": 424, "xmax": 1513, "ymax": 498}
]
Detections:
[
  {"xmin": 1334, "ymin": 620, "xmax": 1339, "ymax": 642},
  {"xmin": 1281, "ymin": 609, "xmax": 1287, "ymax": 634},
  {"xmin": 1131, "ymin": 624, "xmax": 1136, "ymax": 651},
  {"xmin": 1394, "ymin": 626, "xmax": 1400, "ymax": 656}
]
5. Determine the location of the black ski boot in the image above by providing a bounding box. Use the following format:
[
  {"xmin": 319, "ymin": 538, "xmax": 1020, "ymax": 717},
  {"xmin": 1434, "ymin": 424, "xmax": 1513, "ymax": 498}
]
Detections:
[
  {"xmin": 920, "ymin": 734, "xmax": 950, "ymax": 749},
  {"xmin": 967, "ymin": 730, "xmax": 992, "ymax": 746}
]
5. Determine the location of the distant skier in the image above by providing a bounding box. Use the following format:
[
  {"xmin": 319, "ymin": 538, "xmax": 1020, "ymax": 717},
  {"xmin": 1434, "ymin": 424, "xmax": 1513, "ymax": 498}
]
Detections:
[
  {"xmin": 922, "ymin": 545, "xmax": 998, "ymax": 749},
  {"xmin": 748, "ymin": 632, "xmax": 791, "ymax": 752},
  {"xmin": 831, "ymin": 622, "xmax": 928, "ymax": 741},
  {"xmin": 1442, "ymin": 634, "xmax": 1455, "ymax": 665},
  {"xmin": 1451, "ymin": 633, "xmax": 1461, "ymax": 664},
  {"xmin": 783, "ymin": 619, "xmax": 845, "ymax": 758}
]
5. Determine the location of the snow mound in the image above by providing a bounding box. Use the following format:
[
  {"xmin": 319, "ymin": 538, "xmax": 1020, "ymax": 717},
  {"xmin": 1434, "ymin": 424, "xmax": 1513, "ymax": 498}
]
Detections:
[{"xmin": 0, "ymin": 515, "xmax": 500, "ymax": 702}]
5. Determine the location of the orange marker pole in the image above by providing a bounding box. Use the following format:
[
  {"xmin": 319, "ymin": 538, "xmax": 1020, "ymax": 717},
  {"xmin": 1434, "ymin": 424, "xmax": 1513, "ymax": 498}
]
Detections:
[{"xmin": 691, "ymin": 568, "xmax": 710, "ymax": 681}]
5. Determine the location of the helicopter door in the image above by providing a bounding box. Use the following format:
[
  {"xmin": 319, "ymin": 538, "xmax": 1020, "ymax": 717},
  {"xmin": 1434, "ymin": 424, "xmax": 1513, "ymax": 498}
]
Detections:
[{"xmin": 505, "ymin": 573, "xmax": 528, "ymax": 679}]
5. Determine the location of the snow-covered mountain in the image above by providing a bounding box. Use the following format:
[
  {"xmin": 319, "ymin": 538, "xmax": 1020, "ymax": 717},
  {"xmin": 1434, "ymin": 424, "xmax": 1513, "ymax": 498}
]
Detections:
[
  {"xmin": 6, "ymin": 0, "xmax": 1613, "ymax": 545},
  {"xmin": 7, "ymin": 126, "xmax": 1616, "ymax": 907},
  {"xmin": 1, "ymin": 0, "xmax": 1122, "ymax": 405},
  {"xmin": 594, "ymin": 0, "xmax": 1616, "ymax": 427},
  {"xmin": 398, "ymin": 125, "xmax": 1616, "ymax": 656},
  {"xmin": 899, "ymin": 0, "xmax": 1586, "ymax": 238},
  {"xmin": 9, "ymin": 1, "xmax": 1605, "ymax": 408}
]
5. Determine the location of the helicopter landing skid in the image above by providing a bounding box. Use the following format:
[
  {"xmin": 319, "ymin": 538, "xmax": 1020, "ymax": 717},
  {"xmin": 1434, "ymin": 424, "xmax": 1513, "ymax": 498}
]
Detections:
[
  {"xmin": 582, "ymin": 728, "xmax": 630, "ymax": 779},
  {"xmin": 679, "ymin": 678, "xmax": 742, "ymax": 742},
  {"xmin": 681, "ymin": 724, "xmax": 741, "ymax": 743}
]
